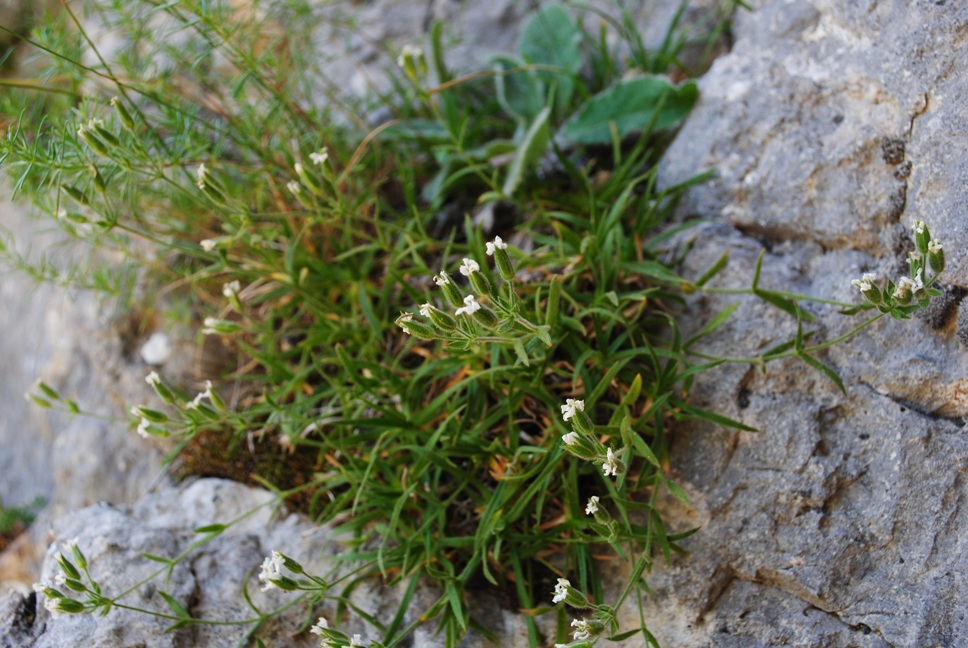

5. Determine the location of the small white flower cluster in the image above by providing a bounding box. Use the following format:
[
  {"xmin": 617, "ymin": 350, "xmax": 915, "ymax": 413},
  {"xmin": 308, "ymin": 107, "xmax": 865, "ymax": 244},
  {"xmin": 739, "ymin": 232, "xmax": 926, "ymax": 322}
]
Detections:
[
  {"xmin": 396, "ymin": 43, "xmax": 422, "ymax": 69},
  {"xmin": 571, "ymin": 619, "xmax": 593, "ymax": 641},
  {"xmin": 851, "ymin": 220, "xmax": 944, "ymax": 309},
  {"xmin": 850, "ymin": 272, "xmax": 876, "ymax": 293},
  {"xmin": 32, "ymin": 538, "xmax": 88, "ymax": 619},
  {"xmin": 561, "ymin": 398, "xmax": 583, "ymax": 421},
  {"xmin": 222, "ymin": 280, "xmax": 241, "ymax": 298},
  {"xmin": 399, "ymin": 237, "xmax": 512, "ymax": 339},
  {"xmin": 310, "ymin": 148, "xmax": 329, "ymax": 166},
  {"xmin": 485, "ymin": 235, "xmax": 507, "ymax": 256},
  {"xmin": 454, "ymin": 294, "xmax": 481, "ymax": 316},
  {"xmin": 196, "ymin": 163, "xmax": 209, "ymax": 190},
  {"xmin": 258, "ymin": 551, "xmax": 286, "ymax": 592},
  {"xmin": 559, "ymin": 398, "xmax": 624, "ymax": 479},
  {"xmin": 309, "ymin": 616, "xmax": 366, "ymax": 647},
  {"xmin": 186, "ymin": 379, "xmax": 216, "ymax": 410},
  {"xmin": 552, "ymin": 577, "xmax": 570, "ymax": 604},
  {"xmin": 459, "ymin": 258, "xmax": 480, "ymax": 276}
]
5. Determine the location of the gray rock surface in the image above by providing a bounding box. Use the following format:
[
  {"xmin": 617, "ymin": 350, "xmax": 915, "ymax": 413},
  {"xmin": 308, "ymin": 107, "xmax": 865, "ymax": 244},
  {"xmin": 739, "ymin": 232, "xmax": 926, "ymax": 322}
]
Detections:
[
  {"xmin": 0, "ymin": 193, "xmax": 167, "ymax": 517},
  {"xmin": 5, "ymin": 0, "xmax": 968, "ymax": 647},
  {"xmin": 15, "ymin": 478, "xmax": 542, "ymax": 647},
  {"xmin": 639, "ymin": 0, "xmax": 968, "ymax": 645}
]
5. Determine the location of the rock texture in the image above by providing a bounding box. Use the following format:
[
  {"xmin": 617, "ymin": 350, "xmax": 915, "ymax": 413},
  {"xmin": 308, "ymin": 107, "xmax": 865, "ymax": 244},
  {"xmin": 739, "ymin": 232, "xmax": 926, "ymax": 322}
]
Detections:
[
  {"xmin": 4, "ymin": 0, "xmax": 968, "ymax": 647},
  {"xmin": 642, "ymin": 0, "xmax": 968, "ymax": 646}
]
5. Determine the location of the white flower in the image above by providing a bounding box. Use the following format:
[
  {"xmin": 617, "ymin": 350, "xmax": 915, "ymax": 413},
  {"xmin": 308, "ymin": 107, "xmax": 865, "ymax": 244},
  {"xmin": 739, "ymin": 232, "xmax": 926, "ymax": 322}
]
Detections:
[
  {"xmin": 929, "ymin": 239, "xmax": 943, "ymax": 254},
  {"xmin": 32, "ymin": 582, "xmax": 49, "ymax": 594},
  {"xmin": 562, "ymin": 431, "xmax": 580, "ymax": 446},
  {"xmin": 398, "ymin": 313, "xmax": 413, "ymax": 334},
  {"xmin": 87, "ymin": 118, "xmax": 103, "ymax": 130},
  {"xmin": 459, "ymin": 258, "xmax": 480, "ymax": 276},
  {"xmin": 433, "ymin": 274, "xmax": 449, "ymax": 286},
  {"xmin": 419, "ymin": 303, "xmax": 433, "ymax": 318},
  {"xmin": 585, "ymin": 496, "xmax": 600, "ymax": 516},
  {"xmin": 572, "ymin": 619, "xmax": 592, "ymax": 641},
  {"xmin": 552, "ymin": 578, "xmax": 570, "ymax": 604},
  {"xmin": 191, "ymin": 380, "xmax": 214, "ymax": 406},
  {"xmin": 294, "ymin": 162, "xmax": 306, "ymax": 177},
  {"xmin": 145, "ymin": 371, "xmax": 161, "ymax": 386},
  {"xmin": 202, "ymin": 317, "xmax": 220, "ymax": 335},
  {"xmin": 200, "ymin": 239, "xmax": 217, "ymax": 252},
  {"xmin": 44, "ymin": 596, "xmax": 65, "ymax": 619},
  {"xmin": 913, "ymin": 269, "xmax": 925, "ymax": 291},
  {"xmin": 196, "ymin": 163, "xmax": 208, "ymax": 189},
  {"xmin": 140, "ymin": 331, "xmax": 172, "ymax": 365},
  {"xmin": 455, "ymin": 294, "xmax": 481, "ymax": 316},
  {"xmin": 310, "ymin": 616, "xmax": 329, "ymax": 636},
  {"xmin": 397, "ymin": 43, "xmax": 422, "ymax": 68},
  {"xmin": 485, "ymin": 236, "xmax": 507, "ymax": 256},
  {"xmin": 894, "ymin": 276, "xmax": 916, "ymax": 294},
  {"xmin": 222, "ymin": 280, "xmax": 241, "ymax": 298},
  {"xmin": 310, "ymin": 148, "xmax": 329, "ymax": 165},
  {"xmin": 258, "ymin": 551, "xmax": 286, "ymax": 591},
  {"xmin": 915, "ymin": 219, "xmax": 926, "ymax": 235},
  {"xmin": 602, "ymin": 447, "xmax": 619, "ymax": 477},
  {"xmin": 347, "ymin": 634, "xmax": 365, "ymax": 647},
  {"xmin": 850, "ymin": 273, "xmax": 876, "ymax": 293},
  {"xmin": 54, "ymin": 571, "xmax": 67, "ymax": 587},
  {"xmin": 137, "ymin": 417, "xmax": 152, "ymax": 438},
  {"xmin": 560, "ymin": 399, "xmax": 584, "ymax": 422},
  {"xmin": 287, "ymin": 180, "xmax": 302, "ymax": 195}
]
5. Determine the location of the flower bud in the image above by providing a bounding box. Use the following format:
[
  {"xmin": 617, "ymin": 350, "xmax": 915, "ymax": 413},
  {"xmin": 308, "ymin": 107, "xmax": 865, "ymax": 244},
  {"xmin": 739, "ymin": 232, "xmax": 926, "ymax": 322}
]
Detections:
[
  {"xmin": 131, "ymin": 405, "xmax": 168, "ymax": 423},
  {"xmin": 55, "ymin": 554, "xmax": 81, "ymax": 581},
  {"xmin": 267, "ymin": 575, "xmax": 300, "ymax": 591},
  {"xmin": 571, "ymin": 618, "xmax": 606, "ymax": 641},
  {"xmin": 34, "ymin": 380, "xmax": 60, "ymax": 400},
  {"xmin": 146, "ymin": 372, "xmax": 177, "ymax": 405},
  {"xmin": 67, "ymin": 540, "xmax": 87, "ymax": 571},
  {"xmin": 62, "ymin": 184, "xmax": 89, "ymax": 206},
  {"xmin": 552, "ymin": 578, "xmax": 591, "ymax": 608},
  {"xmin": 90, "ymin": 164, "xmax": 107, "ymax": 193},
  {"xmin": 560, "ymin": 431, "xmax": 602, "ymax": 461},
  {"xmin": 434, "ymin": 271, "xmax": 464, "ymax": 308},
  {"xmin": 62, "ymin": 578, "xmax": 87, "ymax": 593},
  {"xmin": 277, "ymin": 553, "xmax": 305, "ymax": 575},
  {"xmin": 397, "ymin": 313, "xmax": 436, "ymax": 339},
  {"xmin": 396, "ymin": 44, "xmax": 426, "ymax": 79},
  {"xmin": 472, "ymin": 304, "xmax": 499, "ymax": 328},
  {"xmin": 201, "ymin": 318, "xmax": 242, "ymax": 335},
  {"xmin": 77, "ymin": 127, "xmax": 110, "ymax": 157},
  {"xmin": 914, "ymin": 220, "xmax": 930, "ymax": 255},
  {"xmin": 469, "ymin": 270, "xmax": 493, "ymax": 296},
  {"xmin": 52, "ymin": 598, "xmax": 86, "ymax": 615},
  {"xmin": 928, "ymin": 239, "xmax": 945, "ymax": 274},
  {"xmin": 891, "ymin": 277, "xmax": 915, "ymax": 306},
  {"xmin": 421, "ymin": 303, "xmax": 457, "ymax": 332},
  {"xmin": 111, "ymin": 96, "xmax": 135, "ymax": 131},
  {"xmin": 851, "ymin": 273, "xmax": 882, "ymax": 305},
  {"xmin": 294, "ymin": 162, "xmax": 325, "ymax": 196}
]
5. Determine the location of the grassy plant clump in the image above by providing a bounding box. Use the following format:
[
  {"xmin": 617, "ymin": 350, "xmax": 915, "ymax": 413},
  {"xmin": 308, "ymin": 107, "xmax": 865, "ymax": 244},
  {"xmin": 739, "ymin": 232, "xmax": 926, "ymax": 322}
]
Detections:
[{"xmin": 3, "ymin": 1, "xmax": 945, "ymax": 646}]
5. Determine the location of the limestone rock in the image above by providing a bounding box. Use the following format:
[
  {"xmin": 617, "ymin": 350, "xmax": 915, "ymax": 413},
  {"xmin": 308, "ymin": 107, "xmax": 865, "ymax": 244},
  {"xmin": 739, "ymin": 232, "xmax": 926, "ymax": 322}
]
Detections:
[{"xmin": 643, "ymin": 0, "xmax": 968, "ymax": 645}]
